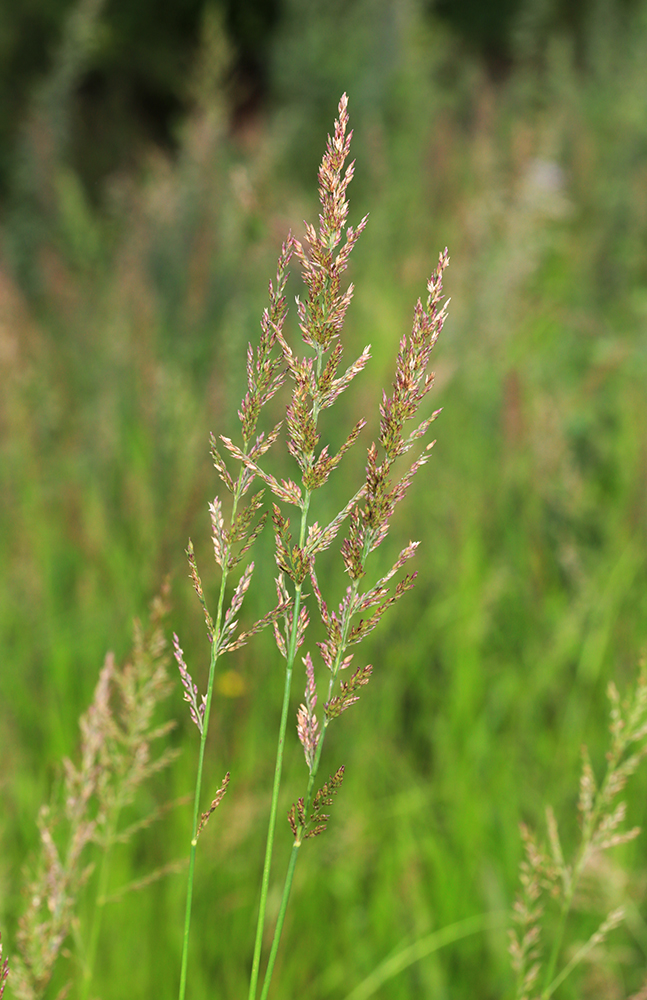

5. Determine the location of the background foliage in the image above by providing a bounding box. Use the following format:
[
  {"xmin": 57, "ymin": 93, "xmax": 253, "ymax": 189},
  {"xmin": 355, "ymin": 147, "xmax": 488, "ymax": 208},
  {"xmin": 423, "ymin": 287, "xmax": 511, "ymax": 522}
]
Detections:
[{"xmin": 1, "ymin": 0, "xmax": 647, "ymax": 997}]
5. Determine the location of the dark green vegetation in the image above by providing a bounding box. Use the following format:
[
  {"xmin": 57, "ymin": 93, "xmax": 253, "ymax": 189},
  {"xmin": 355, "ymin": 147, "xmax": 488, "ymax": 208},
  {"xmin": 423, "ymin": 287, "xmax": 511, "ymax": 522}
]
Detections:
[{"xmin": 1, "ymin": 1, "xmax": 647, "ymax": 998}]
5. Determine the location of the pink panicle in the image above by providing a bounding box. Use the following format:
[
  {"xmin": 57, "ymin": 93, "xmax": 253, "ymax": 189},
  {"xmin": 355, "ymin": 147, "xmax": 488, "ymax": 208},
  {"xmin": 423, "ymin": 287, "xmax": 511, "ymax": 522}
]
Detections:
[{"xmin": 297, "ymin": 652, "xmax": 320, "ymax": 772}]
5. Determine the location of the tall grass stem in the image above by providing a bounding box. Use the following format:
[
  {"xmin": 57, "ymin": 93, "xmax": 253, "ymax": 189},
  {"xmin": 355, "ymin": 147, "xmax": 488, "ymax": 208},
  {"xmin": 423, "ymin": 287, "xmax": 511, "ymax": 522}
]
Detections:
[
  {"xmin": 248, "ymin": 496, "xmax": 311, "ymax": 1000},
  {"xmin": 179, "ymin": 541, "xmax": 231, "ymax": 1000}
]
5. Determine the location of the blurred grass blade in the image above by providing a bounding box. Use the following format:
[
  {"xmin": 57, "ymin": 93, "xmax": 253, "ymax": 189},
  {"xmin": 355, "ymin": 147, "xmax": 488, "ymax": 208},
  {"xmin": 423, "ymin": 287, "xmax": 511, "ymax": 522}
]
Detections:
[{"xmin": 343, "ymin": 911, "xmax": 508, "ymax": 1000}]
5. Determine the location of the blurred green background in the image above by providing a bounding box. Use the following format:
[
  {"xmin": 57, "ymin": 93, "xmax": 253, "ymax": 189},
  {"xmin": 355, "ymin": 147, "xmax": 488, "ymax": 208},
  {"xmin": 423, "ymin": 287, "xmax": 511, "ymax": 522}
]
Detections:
[{"xmin": 1, "ymin": 0, "xmax": 647, "ymax": 997}]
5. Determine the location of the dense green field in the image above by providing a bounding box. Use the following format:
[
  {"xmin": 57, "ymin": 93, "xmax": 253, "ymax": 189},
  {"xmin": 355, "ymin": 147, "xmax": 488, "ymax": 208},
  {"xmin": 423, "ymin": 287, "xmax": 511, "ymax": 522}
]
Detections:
[{"xmin": 1, "ymin": 3, "xmax": 647, "ymax": 998}]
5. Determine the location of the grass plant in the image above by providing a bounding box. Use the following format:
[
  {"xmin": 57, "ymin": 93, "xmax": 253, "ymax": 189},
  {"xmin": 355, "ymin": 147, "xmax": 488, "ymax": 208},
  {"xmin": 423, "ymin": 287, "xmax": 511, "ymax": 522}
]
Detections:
[
  {"xmin": 173, "ymin": 94, "xmax": 448, "ymax": 1000},
  {"xmin": 1, "ymin": 92, "xmax": 451, "ymax": 1000},
  {"xmin": 510, "ymin": 661, "xmax": 647, "ymax": 999},
  {"xmin": 1, "ymin": 7, "xmax": 647, "ymax": 995},
  {"xmin": 5, "ymin": 587, "xmax": 178, "ymax": 1000}
]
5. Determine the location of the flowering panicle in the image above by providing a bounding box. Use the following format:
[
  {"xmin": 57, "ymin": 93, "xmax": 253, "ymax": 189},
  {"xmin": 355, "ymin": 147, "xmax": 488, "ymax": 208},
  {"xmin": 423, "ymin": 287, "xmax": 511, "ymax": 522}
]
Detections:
[
  {"xmin": 265, "ymin": 102, "xmax": 449, "ymax": 861},
  {"xmin": 293, "ymin": 94, "xmax": 368, "ymax": 350},
  {"xmin": 239, "ymin": 238, "xmax": 294, "ymax": 445},
  {"xmin": 279, "ymin": 95, "xmax": 371, "ymax": 501},
  {"xmin": 302, "ymin": 490, "xmax": 365, "ymax": 564},
  {"xmin": 379, "ymin": 250, "xmax": 449, "ymax": 461},
  {"xmin": 176, "ymin": 239, "xmax": 304, "ymax": 1000},
  {"xmin": 214, "ymin": 102, "xmax": 378, "ymax": 746},
  {"xmin": 222, "ymin": 598, "xmax": 291, "ymax": 655},
  {"xmin": 281, "ymin": 251, "xmax": 449, "ymax": 755},
  {"xmin": 177, "ymin": 242, "xmax": 297, "ymax": 735},
  {"xmin": 208, "ymin": 239, "xmax": 295, "ymax": 520},
  {"xmin": 11, "ymin": 590, "xmax": 176, "ymax": 1000},
  {"xmin": 210, "ymin": 491, "xmax": 268, "ymax": 572},
  {"xmin": 297, "ymin": 653, "xmax": 320, "ymax": 772},
  {"xmin": 219, "ymin": 563, "xmax": 255, "ymax": 646},
  {"xmin": 186, "ymin": 540, "xmax": 215, "ymax": 638},
  {"xmin": 196, "ymin": 772, "xmax": 230, "ymax": 840},
  {"xmin": 177, "ymin": 95, "xmax": 451, "ymax": 1000},
  {"xmin": 325, "ymin": 663, "xmax": 373, "ymax": 720},
  {"xmin": 272, "ymin": 574, "xmax": 309, "ymax": 660},
  {"xmin": 288, "ymin": 766, "xmax": 345, "ymax": 842},
  {"xmin": 174, "ymin": 633, "xmax": 206, "ymax": 735},
  {"xmin": 352, "ymin": 248, "xmax": 449, "ymax": 554},
  {"xmin": 510, "ymin": 658, "xmax": 647, "ymax": 999},
  {"xmin": 508, "ymin": 823, "xmax": 547, "ymax": 1000},
  {"xmin": 253, "ymin": 108, "xmax": 442, "ymax": 799}
]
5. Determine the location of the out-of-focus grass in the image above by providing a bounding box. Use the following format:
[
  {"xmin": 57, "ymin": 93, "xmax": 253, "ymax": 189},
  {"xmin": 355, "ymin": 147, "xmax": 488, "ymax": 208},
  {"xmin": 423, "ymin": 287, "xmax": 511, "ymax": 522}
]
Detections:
[{"xmin": 1, "ymin": 3, "xmax": 647, "ymax": 998}]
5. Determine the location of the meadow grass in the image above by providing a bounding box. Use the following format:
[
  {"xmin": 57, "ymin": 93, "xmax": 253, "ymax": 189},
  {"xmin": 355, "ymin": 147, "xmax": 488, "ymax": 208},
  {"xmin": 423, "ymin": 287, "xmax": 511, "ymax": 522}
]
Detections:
[{"xmin": 1, "ymin": 4, "xmax": 647, "ymax": 997}]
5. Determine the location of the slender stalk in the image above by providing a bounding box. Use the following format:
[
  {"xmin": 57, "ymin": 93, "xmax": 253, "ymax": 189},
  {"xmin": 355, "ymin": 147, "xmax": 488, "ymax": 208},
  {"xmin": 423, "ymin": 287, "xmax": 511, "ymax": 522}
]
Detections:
[
  {"xmin": 247, "ymin": 588, "xmax": 302, "ymax": 1000},
  {"xmin": 258, "ymin": 568, "xmax": 368, "ymax": 999},
  {"xmin": 344, "ymin": 912, "xmax": 507, "ymax": 1000},
  {"xmin": 255, "ymin": 727, "xmax": 322, "ymax": 1000},
  {"xmin": 540, "ymin": 897, "xmax": 571, "ymax": 999},
  {"xmin": 258, "ymin": 842, "xmax": 300, "ymax": 1000},
  {"xmin": 542, "ymin": 937, "xmax": 589, "ymax": 1000},
  {"xmin": 257, "ymin": 750, "xmax": 321, "ymax": 1000},
  {"xmin": 178, "ymin": 638, "xmax": 219, "ymax": 1000},
  {"xmin": 247, "ymin": 495, "xmax": 311, "ymax": 1000},
  {"xmin": 249, "ymin": 341, "xmax": 329, "ymax": 1000},
  {"xmin": 178, "ymin": 485, "xmax": 241, "ymax": 1000}
]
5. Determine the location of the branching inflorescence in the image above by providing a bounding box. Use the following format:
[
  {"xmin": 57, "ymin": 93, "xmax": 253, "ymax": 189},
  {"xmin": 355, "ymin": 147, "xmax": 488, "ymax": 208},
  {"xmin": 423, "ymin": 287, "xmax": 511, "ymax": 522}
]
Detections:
[
  {"xmin": 510, "ymin": 660, "xmax": 647, "ymax": 1000},
  {"xmin": 8, "ymin": 588, "xmax": 178, "ymax": 1000},
  {"xmin": 174, "ymin": 93, "xmax": 449, "ymax": 1000}
]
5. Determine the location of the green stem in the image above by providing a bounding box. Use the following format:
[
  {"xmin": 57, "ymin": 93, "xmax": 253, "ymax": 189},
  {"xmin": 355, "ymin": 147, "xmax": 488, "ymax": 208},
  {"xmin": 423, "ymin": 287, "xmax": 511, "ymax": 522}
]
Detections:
[
  {"xmin": 540, "ymin": 897, "xmax": 571, "ymax": 998},
  {"xmin": 343, "ymin": 911, "xmax": 507, "ymax": 1000},
  {"xmin": 248, "ymin": 495, "xmax": 311, "ymax": 1000},
  {"xmin": 256, "ymin": 713, "xmax": 331, "ymax": 1000},
  {"xmin": 178, "ymin": 638, "xmax": 219, "ymax": 1000},
  {"xmin": 542, "ymin": 914, "xmax": 613, "ymax": 1000},
  {"xmin": 247, "ymin": 589, "xmax": 301, "ymax": 1000},
  {"xmin": 251, "ymin": 342, "xmax": 347, "ymax": 999},
  {"xmin": 179, "ymin": 486, "xmax": 239, "ymax": 1000},
  {"xmin": 258, "ymin": 841, "xmax": 300, "ymax": 1000},
  {"xmin": 258, "ymin": 571, "xmax": 365, "ymax": 999}
]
